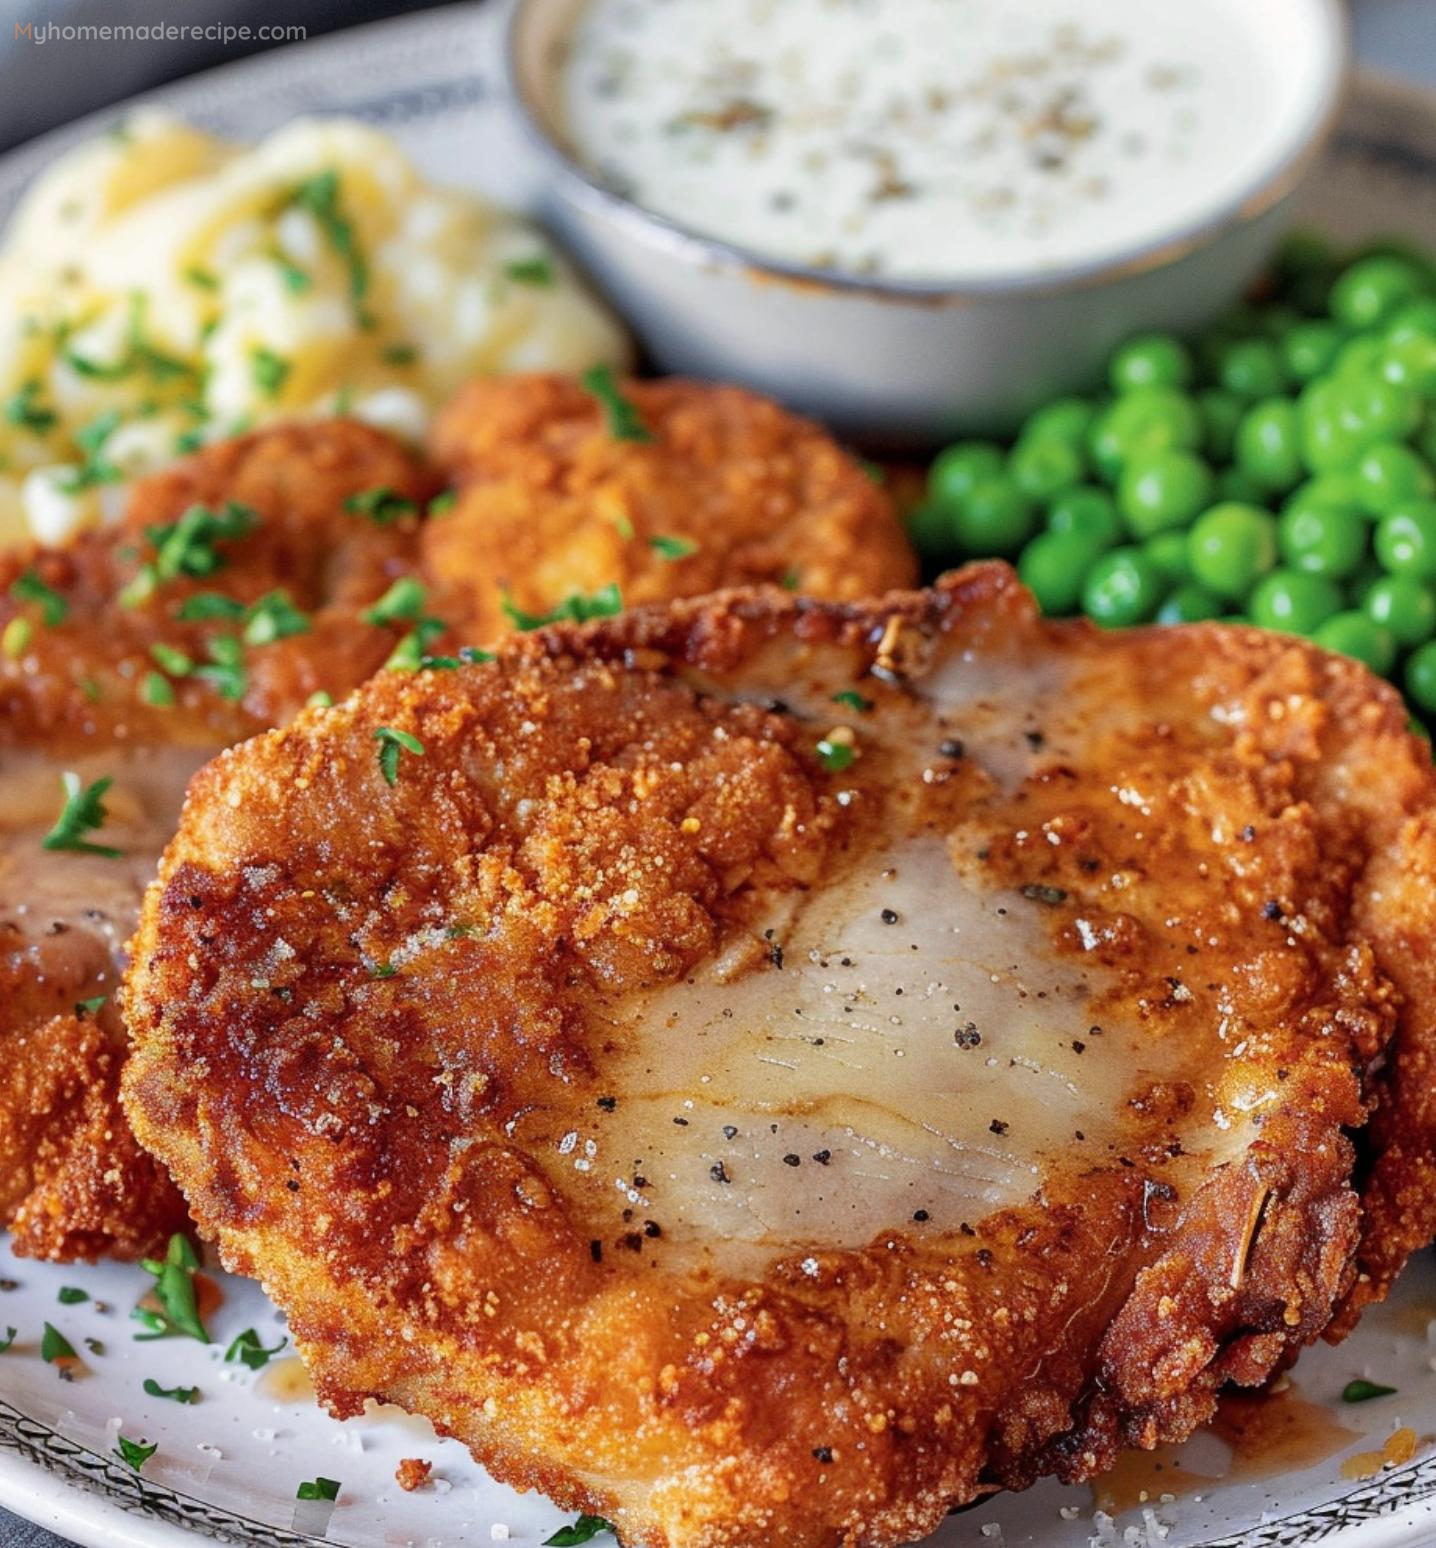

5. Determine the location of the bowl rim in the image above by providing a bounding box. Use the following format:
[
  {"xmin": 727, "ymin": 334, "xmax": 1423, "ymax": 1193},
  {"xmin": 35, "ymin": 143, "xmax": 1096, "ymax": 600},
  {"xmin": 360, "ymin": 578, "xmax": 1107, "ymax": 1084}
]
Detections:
[{"xmin": 504, "ymin": 0, "xmax": 1352, "ymax": 304}]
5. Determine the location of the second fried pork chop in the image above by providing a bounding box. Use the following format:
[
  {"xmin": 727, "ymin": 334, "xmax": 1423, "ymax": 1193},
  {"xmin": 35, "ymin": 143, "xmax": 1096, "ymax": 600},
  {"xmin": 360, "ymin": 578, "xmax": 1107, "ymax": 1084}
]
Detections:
[
  {"xmin": 0, "ymin": 383, "xmax": 914, "ymax": 1261},
  {"xmin": 0, "ymin": 420, "xmax": 435, "ymax": 1258},
  {"xmin": 122, "ymin": 566, "xmax": 1436, "ymax": 1548}
]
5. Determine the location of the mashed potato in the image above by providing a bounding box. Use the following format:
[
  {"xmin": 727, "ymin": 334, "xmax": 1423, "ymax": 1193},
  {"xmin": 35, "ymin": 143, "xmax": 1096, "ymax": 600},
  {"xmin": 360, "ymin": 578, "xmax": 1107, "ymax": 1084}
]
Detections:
[{"xmin": 0, "ymin": 112, "xmax": 628, "ymax": 545}]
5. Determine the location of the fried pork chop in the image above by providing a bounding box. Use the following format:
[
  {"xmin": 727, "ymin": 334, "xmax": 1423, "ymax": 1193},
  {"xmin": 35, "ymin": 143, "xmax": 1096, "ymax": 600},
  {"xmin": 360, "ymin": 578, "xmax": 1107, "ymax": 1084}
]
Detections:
[
  {"xmin": 122, "ymin": 565, "xmax": 1436, "ymax": 1548},
  {"xmin": 425, "ymin": 374, "xmax": 914, "ymax": 639},
  {"xmin": 1, "ymin": 387, "xmax": 913, "ymax": 1261}
]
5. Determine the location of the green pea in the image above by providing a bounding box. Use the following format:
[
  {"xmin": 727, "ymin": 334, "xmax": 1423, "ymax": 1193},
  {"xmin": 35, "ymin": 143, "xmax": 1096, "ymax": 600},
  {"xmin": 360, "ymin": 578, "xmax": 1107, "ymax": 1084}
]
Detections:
[
  {"xmin": 1109, "ymin": 333, "xmax": 1193, "ymax": 392},
  {"xmin": 953, "ymin": 477, "xmax": 1037, "ymax": 556},
  {"xmin": 1334, "ymin": 337, "xmax": 1386, "ymax": 380},
  {"xmin": 1286, "ymin": 472, "xmax": 1365, "ymax": 517},
  {"xmin": 1282, "ymin": 321, "xmax": 1345, "ymax": 384},
  {"xmin": 1156, "ymin": 584, "xmax": 1225, "ymax": 624},
  {"xmin": 1088, "ymin": 388, "xmax": 1204, "ymax": 482},
  {"xmin": 1299, "ymin": 378, "xmax": 1365, "ymax": 472},
  {"xmin": 1009, "ymin": 436, "xmax": 1085, "ymax": 502},
  {"xmin": 1047, "ymin": 486, "xmax": 1123, "ymax": 550},
  {"xmin": 1234, "ymin": 399, "xmax": 1303, "ymax": 492},
  {"xmin": 1198, "ymin": 389, "xmax": 1246, "ymax": 461},
  {"xmin": 1354, "ymin": 443, "xmax": 1435, "ymax": 515},
  {"xmin": 1375, "ymin": 500, "xmax": 1436, "ymax": 579},
  {"xmin": 1381, "ymin": 334, "xmax": 1436, "ymax": 396},
  {"xmin": 1187, "ymin": 503, "xmax": 1278, "ymax": 599},
  {"xmin": 1218, "ymin": 338, "xmax": 1287, "ymax": 399},
  {"xmin": 1343, "ymin": 371, "xmax": 1422, "ymax": 443},
  {"xmin": 1386, "ymin": 298, "xmax": 1436, "ymax": 345},
  {"xmin": 1081, "ymin": 546, "xmax": 1164, "ymax": 628},
  {"xmin": 1259, "ymin": 304, "xmax": 1304, "ymax": 342},
  {"xmin": 1406, "ymin": 638, "xmax": 1436, "ymax": 713},
  {"xmin": 1117, "ymin": 449, "xmax": 1214, "ymax": 537},
  {"xmin": 1142, "ymin": 531, "xmax": 1191, "ymax": 584},
  {"xmin": 1278, "ymin": 500, "xmax": 1369, "ymax": 579},
  {"xmin": 1018, "ymin": 531, "xmax": 1100, "ymax": 615},
  {"xmin": 1248, "ymin": 569, "xmax": 1342, "ymax": 635},
  {"xmin": 929, "ymin": 441, "xmax": 1004, "ymax": 510},
  {"xmin": 1313, "ymin": 610, "xmax": 1398, "ymax": 674},
  {"xmin": 904, "ymin": 501, "xmax": 957, "ymax": 560},
  {"xmin": 1330, "ymin": 254, "xmax": 1427, "ymax": 331},
  {"xmin": 1363, "ymin": 574, "xmax": 1436, "ymax": 645},
  {"xmin": 1021, "ymin": 396, "xmax": 1097, "ymax": 449}
]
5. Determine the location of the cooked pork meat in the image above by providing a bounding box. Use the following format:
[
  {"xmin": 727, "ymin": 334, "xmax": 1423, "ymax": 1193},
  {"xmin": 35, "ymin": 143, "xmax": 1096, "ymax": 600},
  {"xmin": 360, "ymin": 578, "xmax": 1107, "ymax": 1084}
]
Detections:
[
  {"xmin": 121, "ymin": 565, "xmax": 1436, "ymax": 1548},
  {"xmin": 0, "ymin": 386, "xmax": 913, "ymax": 1261}
]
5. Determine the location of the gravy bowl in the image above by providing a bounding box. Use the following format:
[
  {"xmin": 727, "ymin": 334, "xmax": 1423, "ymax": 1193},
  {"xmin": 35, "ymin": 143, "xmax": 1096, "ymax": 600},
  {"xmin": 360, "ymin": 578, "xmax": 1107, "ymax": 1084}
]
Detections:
[{"xmin": 506, "ymin": 0, "xmax": 1348, "ymax": 448}]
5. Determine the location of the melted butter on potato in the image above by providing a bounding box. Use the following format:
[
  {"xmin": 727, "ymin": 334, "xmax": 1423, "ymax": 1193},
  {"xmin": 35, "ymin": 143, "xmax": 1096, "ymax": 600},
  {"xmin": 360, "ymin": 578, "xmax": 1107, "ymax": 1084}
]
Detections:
[{"xmin": 0, "ymin": 112, "xmax": 629, "ymax": 544}]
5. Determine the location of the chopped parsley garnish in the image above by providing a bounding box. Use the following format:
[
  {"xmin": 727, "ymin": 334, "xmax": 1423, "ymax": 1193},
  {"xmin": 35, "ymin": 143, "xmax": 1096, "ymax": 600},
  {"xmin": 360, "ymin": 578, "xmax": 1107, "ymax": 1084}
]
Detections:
[
  {"xmin": 4, "ymin": 379, "xmax": 57, "ymax": 434},
  {"xmin": 150, "ymin": 642, "xmax": 196, "ymax": 675},
  {"xmin": 175, "ymin": 593, "xmax": 246, "ymax": 623},
  {"xmin": 225, "ymin": 1327, "xmax": 288, "ymax": 1370},
  {"xmin": 344, "ymin": 486, "xmax": 418, "ymax": 526},
  {"xmin": 370, "ymin": 962, "xmax": 398, "ymax": 979},
  {"xmin": 501, "ymin": 583, "xmax": 623, "ymax": 632},
  {"xmin": 143, "ymin": 1377, "xmax": 199, "ymax": 1403},
  {"xmin": 132, "ymin": 1233, "xmax": 210, "ymax": 1343},
  {"xmin": 779, "ymin": 567, "xmax": 801, "ymax": 591},
  {"xmin": 75, "ymin": 994, "xmax": 107, "ymax": 1018},
  {"xmin": 861, "ymin": 460, "xmax": 886, "ymax": 484},
  {"xmin": 67, "ymin": 294, "xmax": 194, "ymax": 385},
  {"xmin": 384, "ymin": 619, "xmax": 446, "ymax": 672},
  {"xmin": 815, "ymin": 737, "xmax": 855, "ymax": 773},
  {"xmin": 57, "ymin": 1287, "xmax": 88, "ymax": 1305},
  {"xmin": 544, "ymin": 1515, "xmax": 617, "ymax": 1546},
  {"xmin": 427, "ymin": 489, "xmax": 457, "ymax": 517},
  {"xmin": 40, "ymin": 1322, "xmax": 77, "ymax": 1363},
  {"xmin": 580, "ymin": 364, "xmax": 653, "ymax": 443},
  {"xmin": 58, "ymin": 410, "xmax": 124, "ymax": 494},
  {"xmin": 114, "ymin": 1436, "xmax": 158, "ymax": 1471},
  {"xmin": 363, "ymin": 577, "xmax": 428, "ymax": 627},
  {"xmin": 0, "ymin": 1328, "xmax": 14, "ymax": 1353},
  {"xmin": 193, "ymin": 636, "xmax": 247, "ymax": 702},
  {"xmin": 41, "ymin": 773, "xmax": 121, "ymax": 857},
  {"xmin": 306, "ymin": 690, "xmax": 334, "ymax": 709},
  {"xmin": 270, "ymin": 252, "xmax": 312, "ymax": 294},
  {"xmin": 374, "ymin": 726, "xmax": 424, "ymax": 786},
  {"xmin": 381, "ymin": 343, "xmax": 418, "ymax": 365},
  {"xmin": 832, "ymin": 690, "xmax": 872, "ymax": 713},
  {"xmin": 120, "ymin": 500, "xmax": 259, "ymax": 606},
  {"xmin": 141, "ymin": 671, "xmax": 176, "ymax": 707},
  {"xmin": 9, "ymin": 570, "xmax": 68, "ymax": 626},
  {"xmin": 417, "ymin": 645, "xmax": 495, "ymax": 671},
  {"xmin": 1342, "ymin": 1379, "xmax": 1398, "ymax": 1403},
  {"xmin": 251, "ymin": 347, "xmax": 292, "ymax": 400},
  {"xmin": 505, "ymin": 255, "xmax": 556, "ymax": 287},
  {"xmin": 184, "ymin": 266, "xmax": 220, "ymax": 292},
  {"xmin": 650, "ymin": 534, "xmax": 698, "ymax": 560},
  {"xmin": 242, "ymin": 590, "xmax": 310, "ymax": 647},
  {"xmin": 296, "ymin": 1477, "xmax": 341, "ymax": 1502},
  {"xmin": 287, "ymin": 169, "xmax": 369, "ymax": 322}
]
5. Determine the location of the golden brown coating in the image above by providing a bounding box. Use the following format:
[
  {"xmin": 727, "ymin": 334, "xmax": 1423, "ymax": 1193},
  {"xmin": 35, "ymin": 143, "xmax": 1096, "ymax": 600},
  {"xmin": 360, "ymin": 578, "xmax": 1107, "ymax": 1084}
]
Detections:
[
  {"xmin": 425, "ymin": 374, "xmax": 915, "ymax": 641},
  {"xmin": 122, "ymin": 564, "xmax": 1436, "ymax": 1548},
  {"xmin": 0, "ymin": 420, "xmax": 436, "ymax": 1260},
  {"xmin": 0, "ymin": 385, "xmax": 915, "ymax": 1263}
]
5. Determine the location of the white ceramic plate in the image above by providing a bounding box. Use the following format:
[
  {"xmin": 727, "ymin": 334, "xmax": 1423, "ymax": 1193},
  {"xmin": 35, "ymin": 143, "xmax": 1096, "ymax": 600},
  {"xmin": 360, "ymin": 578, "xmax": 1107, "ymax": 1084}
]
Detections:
[{"xmin": 6, "ymin": 8, "xmax": 1436, "ymax": 1546}]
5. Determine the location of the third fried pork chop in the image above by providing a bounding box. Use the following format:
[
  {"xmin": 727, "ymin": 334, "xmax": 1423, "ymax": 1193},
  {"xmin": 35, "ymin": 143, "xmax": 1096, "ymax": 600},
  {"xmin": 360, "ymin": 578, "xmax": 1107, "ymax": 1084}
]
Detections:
[
  {"xmin": 2, "ymin": 378, "xmax": 912, "ymax": 1260},
  {"xmin": 122, "ymin": 566, "xmax": 1436, "ymax": 1548}
]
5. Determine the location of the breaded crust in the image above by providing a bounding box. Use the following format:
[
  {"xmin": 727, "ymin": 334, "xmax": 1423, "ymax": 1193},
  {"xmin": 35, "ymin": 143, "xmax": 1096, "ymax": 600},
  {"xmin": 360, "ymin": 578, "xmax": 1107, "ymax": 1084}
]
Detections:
[
  {"xmin": 1, "ymin": 384, "xmax": 915, "ymax": 1262},
  {"xmin": 425, "ymin": 374, "xmax": 915, "ymax": 641},
  {"xmin": 121, "ymin": 565, "xmax": 1436, "ymax": 1547}
]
